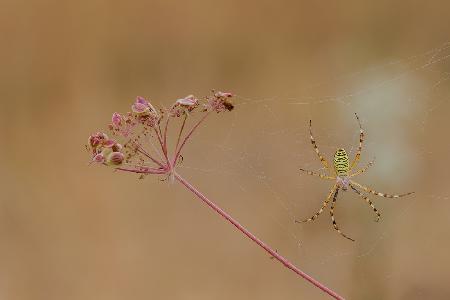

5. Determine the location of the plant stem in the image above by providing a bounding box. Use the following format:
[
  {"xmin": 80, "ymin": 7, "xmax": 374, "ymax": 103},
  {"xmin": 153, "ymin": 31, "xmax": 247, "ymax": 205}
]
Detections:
[
  {"xmin": 173, "ymin": 172, "xmax": 345, "ymax": 300},
  {"xmin": 117, "ymin": 167, "xmax": 166, "ymax": 175},
  {"xmin": 136, "ymin": 147, "xmax": 164, "ymax": 168},
  {"xmin": 163, "ymin": 117, "xmax": 170, "ymax": 157},
  {"xmin": 173, "ymin": 112, "xmax": 210, "ymax": 164},
  {"xmin": 174, "ymin": 114, "xmax": 188, "ymax": 159},
  {"xmin": 154, "ymin": 127, "xmax": 169, "ymax": 164}
]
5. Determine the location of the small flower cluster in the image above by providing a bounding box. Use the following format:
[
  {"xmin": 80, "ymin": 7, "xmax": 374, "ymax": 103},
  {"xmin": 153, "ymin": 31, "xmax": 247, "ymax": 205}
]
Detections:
[
  {"xmin": 88, "ymin": 132, "xmax": 125, "ymax": 165},
  {"xmin": 170, "ymin": 95, "xmax": 199, "ymax": 117},
  {"xmin": 108, "ymin": 97, "xmax": 159, "ymax": 137},
  {"xmin": 204, "ymin": 91, "xmax": 234, "ymax": 112},
  {"xmin": 87, "ymin": 91, "xmax": 234, "ymax": 173}
]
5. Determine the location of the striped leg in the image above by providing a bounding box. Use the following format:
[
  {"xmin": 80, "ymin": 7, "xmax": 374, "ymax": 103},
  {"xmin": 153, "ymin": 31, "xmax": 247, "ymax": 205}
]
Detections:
[
  {"xmin": 350, "ymin": 185, "xmax": 381, "ymax": 222},
  {"xmin": 350, "ymin": 180, "xmax": 414, "ymax": 198},
  {"xmin": 350, "ymin": 158, "xmax": 375, "ymax": 178},
  {"xmin": 309, "ymin": 120, "xmax": 332, "ymax": 171},
  {"xmin": 329, "ymin": 188, "xmax": 355, "ymax": 241},
  {"xmin": 296, "ymin": 184, "xmax": 337, "ymax": 223},
  {"xmin": 299, "ymin": 168, "xmax": 335, "ymax": 180},
  {"xmin": 349, "ymin": 113, "xmax": 364, "ymax": 171}
]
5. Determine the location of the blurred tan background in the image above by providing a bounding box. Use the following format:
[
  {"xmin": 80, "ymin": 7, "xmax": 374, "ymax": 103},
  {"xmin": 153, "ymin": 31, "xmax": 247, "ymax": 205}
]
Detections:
[{"xmin": 1, "ymin": 0, "xmax": 450, "ymax": 299}]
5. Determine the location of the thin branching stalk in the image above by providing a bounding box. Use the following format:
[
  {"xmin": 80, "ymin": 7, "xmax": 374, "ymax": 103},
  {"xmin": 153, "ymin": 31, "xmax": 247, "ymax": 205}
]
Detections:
[
  {"xmin": 153, "ymin": 127, "xmax": 170, "ymax": 164},
  {"xmin": 173, "ymin": 111, "xmax": 210, "ymax": 165},
  {"xmin": 174, "ymin": 114, "xmax": 188, "ymax": 156}
]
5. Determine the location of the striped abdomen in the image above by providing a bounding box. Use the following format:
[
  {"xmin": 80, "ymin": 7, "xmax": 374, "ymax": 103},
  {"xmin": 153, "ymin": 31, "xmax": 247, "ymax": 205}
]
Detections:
[{"xmin": 334, "ymin": 148, "xmax": 349, "ymax": 176}]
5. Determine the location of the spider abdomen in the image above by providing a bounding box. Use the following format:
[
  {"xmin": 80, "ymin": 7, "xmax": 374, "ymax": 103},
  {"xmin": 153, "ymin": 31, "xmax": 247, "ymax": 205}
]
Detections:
[{"xmin": 334, "ymin": 148, "xmax": 349, "ymax": 176}]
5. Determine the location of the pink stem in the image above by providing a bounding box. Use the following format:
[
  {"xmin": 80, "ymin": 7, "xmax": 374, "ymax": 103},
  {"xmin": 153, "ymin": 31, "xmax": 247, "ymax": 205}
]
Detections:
[
  {"xmin": 154, "ymin": 127, "xmax": 170, "ymax": 164},
  {"xmin": 173, "ymin": 112, "xmax": 210, "ymax": 165},
  {"xmin": 117, "ymin": 167, "xmax": 166, "ymax": 175},
  {"xmin": 136, "ymin": 147, "xmax": 165, "ymax": 168},
  {"xmin": 163, "ymin": 117, "xmax": 170, "ymax": 156},
  {"xmin": 173, "ymin": 172, "xmax": 344, "ymax": 300},
  {"xmin": 174, "ymin": 114, "xmax": 188, "ymax": 156}
]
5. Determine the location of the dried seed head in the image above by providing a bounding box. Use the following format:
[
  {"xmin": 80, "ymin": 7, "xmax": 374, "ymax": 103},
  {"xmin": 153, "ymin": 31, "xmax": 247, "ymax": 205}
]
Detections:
[{"xmin": 204, "ymin": 91, "xmax": 234, "ymax": 113}]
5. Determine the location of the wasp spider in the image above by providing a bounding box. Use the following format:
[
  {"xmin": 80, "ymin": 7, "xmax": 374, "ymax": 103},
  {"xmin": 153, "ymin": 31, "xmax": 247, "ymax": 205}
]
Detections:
[{"xmin": 296, "ymin": 113, "xmax": 414, "ymax": 241}]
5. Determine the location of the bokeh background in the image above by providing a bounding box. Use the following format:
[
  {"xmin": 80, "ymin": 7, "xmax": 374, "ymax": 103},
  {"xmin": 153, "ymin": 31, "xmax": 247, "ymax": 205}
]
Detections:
[{"xmin": 1, "ymin": 1, "xmax": 450, "ymax": 299}]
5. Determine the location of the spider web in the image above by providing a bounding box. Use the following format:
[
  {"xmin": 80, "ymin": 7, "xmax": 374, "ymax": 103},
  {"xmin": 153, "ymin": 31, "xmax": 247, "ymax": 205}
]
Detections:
[{"xmin": 174, "ymin": 42, "xmax": 450, "ymax": 298}]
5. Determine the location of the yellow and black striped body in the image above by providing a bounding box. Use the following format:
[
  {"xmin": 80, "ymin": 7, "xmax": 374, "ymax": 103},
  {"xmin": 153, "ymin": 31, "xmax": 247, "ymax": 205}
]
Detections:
[{"xmin": 334, "ymin": 148, "xmax": 350, "ymax": 176}]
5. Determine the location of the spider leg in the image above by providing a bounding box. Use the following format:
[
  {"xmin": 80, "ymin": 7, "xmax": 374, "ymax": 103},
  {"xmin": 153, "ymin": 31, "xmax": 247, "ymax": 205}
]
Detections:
[
  {"xmin": 329, "ymin": 188, "xmax": 355, "ymax": 241},
  {"xmin": 349, "ymin": 184, "xmax": 381, "ymax": 222},
  {"xmin": 299, "ymin": 168, "xmax": 335, "ymax": 180},
  {"xmin": 309, "ymin": 120, "xmax": 333, "ymax": 173},
  {"xmin": 349, "ymin": 113, "xmax": 364, "ymax": 172},
  {"xmin": 350, "ymin": 158, "xmax": 375, "ymax": 178},
  {"xmin": 296, "ymin": 184, "xmax": 337, "ymax": 223},
  {"xmin": 350, "ymin": 180, "xmax": 414, "ymax": 198}
]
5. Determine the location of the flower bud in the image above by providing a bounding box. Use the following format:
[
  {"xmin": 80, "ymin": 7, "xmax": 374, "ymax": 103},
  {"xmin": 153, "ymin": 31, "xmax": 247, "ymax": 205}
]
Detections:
[
  {"xmin": 103, "ymin": 139, "xmax": 117, "ymax": 148},
  {"xmin": 107, "ymin": 151, "xmax": 124, "ymax": 166},
  {"xmin": 92, "ymin": 153, "xmax": 105, "ymax": 163},
  {"xmin": 133, "ymin": 96, "xmax": 157, "ymax": 114},
  {"xmin": 112, "ymin": 112, "xmax": 122, "ymax": 127},
  {"xmin": 112, "ymin": 143, "xmax": 123, "ymax": 152},
  {"xmin": 136, "ymin": 96, "xmax": 149, "ymax": 106}
]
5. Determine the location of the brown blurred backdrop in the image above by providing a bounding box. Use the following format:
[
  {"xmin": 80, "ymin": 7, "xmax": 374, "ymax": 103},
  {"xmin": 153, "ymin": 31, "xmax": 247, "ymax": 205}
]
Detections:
[{"xmin": 1, "ymin": 0, "xmax": 450, "ymax": 299}]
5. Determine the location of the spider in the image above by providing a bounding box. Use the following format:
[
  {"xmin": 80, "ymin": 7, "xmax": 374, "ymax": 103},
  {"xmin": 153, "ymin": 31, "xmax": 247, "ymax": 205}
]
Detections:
[{"xmin": 295, "ymin": 113, "xmax": 414, "ymax": 241}]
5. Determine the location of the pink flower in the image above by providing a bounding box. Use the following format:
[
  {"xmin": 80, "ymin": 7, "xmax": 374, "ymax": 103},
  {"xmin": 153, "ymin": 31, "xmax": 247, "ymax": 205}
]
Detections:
[
  {"xmin": 88, "ymin": 132, "xmax": 109, "ymax": 149},
  {"xmin": 132, "ymin": 102, "xmax": 150, "ymax": 114},
  {"xmin": 176, "ymin": 95, "xmax": 198, "ymax": 107},
  {"xmin": 112, "ymin": 112, "xmax": 122, "ymax": 127},
  {"xmin": 136, "ymin": 96, "xmax": 149, "ymax": 106},
  {"xmin": 170, "ymin": 95, "xmax": 199, "ymax": 117},
  {"xmin": 132, "ymin": 96, "xmax": 157, "ymax": 115}
]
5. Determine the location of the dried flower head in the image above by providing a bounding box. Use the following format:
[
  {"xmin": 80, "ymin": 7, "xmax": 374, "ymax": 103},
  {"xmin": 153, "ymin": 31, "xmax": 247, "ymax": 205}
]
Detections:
[
  {"xmin": 84, "ymin": 90, "xmax": 345, "ymax": 299},
  {"xmin": 204, "ymin": 90, "xmax": 234, "ymax": 112},
  {"xmin": 87, "ymin": 91, "xmax": 234, "ymax": 178}
]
